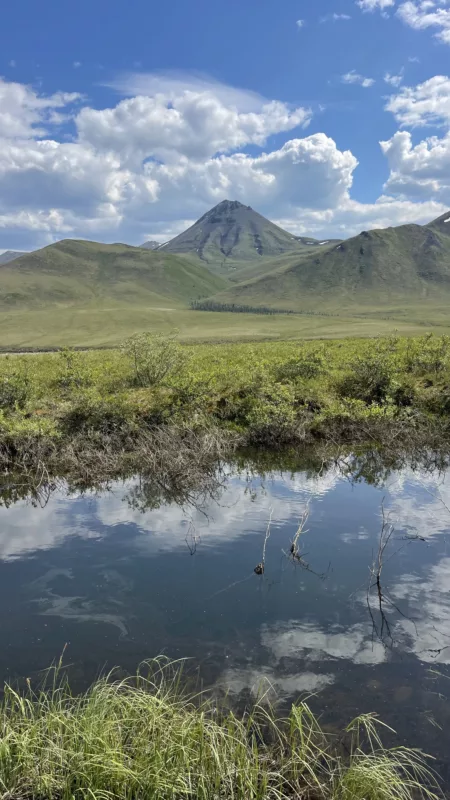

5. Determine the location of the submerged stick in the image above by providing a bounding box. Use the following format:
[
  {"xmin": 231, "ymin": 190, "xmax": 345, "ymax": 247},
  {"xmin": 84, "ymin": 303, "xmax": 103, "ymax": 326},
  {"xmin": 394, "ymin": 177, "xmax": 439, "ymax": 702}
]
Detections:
[{"xmin": 255, "ymin": 508, "xmax": 273, "ymax": 575}]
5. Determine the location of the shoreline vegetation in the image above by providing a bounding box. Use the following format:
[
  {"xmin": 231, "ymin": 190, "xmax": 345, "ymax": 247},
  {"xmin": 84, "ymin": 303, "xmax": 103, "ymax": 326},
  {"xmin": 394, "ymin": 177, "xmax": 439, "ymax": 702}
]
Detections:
[
  {"xmin": 0, "ymin": 658, "xmax": 440, "ymax": 800},
  {"xmin": 2, "ymin": 332, "xmax": 450, "ymax": 487},
  {"xmin": 1, "ymin": 335, "xmax": 450, "ymax": 798}
]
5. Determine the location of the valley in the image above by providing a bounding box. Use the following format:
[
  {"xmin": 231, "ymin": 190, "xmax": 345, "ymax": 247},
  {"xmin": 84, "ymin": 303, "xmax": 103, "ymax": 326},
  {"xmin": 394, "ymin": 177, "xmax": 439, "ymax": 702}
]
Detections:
[{"xmin": 1, "ymin": 200, "xmax": 450, "ymax": 347}]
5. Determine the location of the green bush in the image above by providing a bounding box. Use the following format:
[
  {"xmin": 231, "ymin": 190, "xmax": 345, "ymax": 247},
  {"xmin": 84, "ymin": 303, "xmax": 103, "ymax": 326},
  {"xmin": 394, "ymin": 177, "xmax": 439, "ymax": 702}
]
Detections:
[
  {"xmin": 55, "ymin": 348, "xmax": 92, "ymax": 391},
  {"xmin": 0, "ymin": 364, "xmax": 30, "ymax": 410},
  {"xmin": 404, "ymin": 333, "xmax": 450, "ymax": 376},
  {"xmin": 275, "ymin": 346, "xmax": 327, "ymax": 382},
  {"xmin": 336, "ymin": 346, "xmax": 396, "ymax": 405},
  {"xmin": 245, "ymin": 382, "xmax": 300, "ymax": 445},
  {"xmin": 122, "ymin": 331, "xmax": 187, "ymax": 388}
]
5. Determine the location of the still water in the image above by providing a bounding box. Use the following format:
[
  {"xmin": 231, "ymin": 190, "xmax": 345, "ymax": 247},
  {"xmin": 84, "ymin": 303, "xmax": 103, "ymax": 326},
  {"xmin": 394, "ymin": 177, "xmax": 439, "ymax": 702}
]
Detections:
[{"xmin": 1, "ymin": 456, "xmax": 450, "ymax": 773}]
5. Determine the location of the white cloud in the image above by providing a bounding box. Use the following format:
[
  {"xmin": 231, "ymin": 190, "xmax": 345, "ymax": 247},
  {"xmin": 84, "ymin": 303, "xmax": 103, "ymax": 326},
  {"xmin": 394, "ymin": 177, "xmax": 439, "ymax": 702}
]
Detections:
[
  {"xmin": 0, "ymin": 71, "xmax": 447, "ymax": 249},
  {"xmin": 385, "ymin": 75, "xmax": 450, "ymax": 126},
  {"xmin": 108, "ymin": 71, "xmax": 269, "ymax": 112},
  {"xmin": 73, "ymin": 61, "xmax": 81, "ymax": 69},
  {"xmin": 384, "ymin": 70, "xmax": 404, "ymax": 87},
  {"xmin": 296, "ymin": 19, "xmax": 305, "ymax": 27},
  {"xmin": 341, "ymin": 70, "xmax": 375, "ymax": 87},
  {"xmin": 322, "ymin": 13, "xmax": 352, "ymax": 21},
  {"xmin": 143, "ymin": 134, "xmax": 358, "ymax": 218},
  {"xmin": 0, "ymin": 77, "xmax": 81, "ymax": 138},
  {"xmin": 381, "ymin": 130, "xmax": 450, "ymax": 204},
  {"xmin": 273, "ymin": 195, "xmax": 446, "ymax": 239},
  {"xmin": 397, "ymin": 1, "xmax": 450, "ymax": 44},
  {"xmin": 357, "ymin": 0, "xmax": 395, "ymax": 10},
  {"xmin": 77, "ymin": 90, "xmax": 311, "ymax": 165}
]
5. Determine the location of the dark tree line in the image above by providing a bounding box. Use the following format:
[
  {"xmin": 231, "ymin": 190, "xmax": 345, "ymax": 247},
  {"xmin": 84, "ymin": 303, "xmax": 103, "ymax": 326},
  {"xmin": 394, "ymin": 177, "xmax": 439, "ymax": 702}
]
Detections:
[
  {"xmin": 190, "ymin": 300, "xmax": 297, "ymax": 315},
  {"xmin": 190, "ymin": 300, "xmax": 340, "ymax": 318}
]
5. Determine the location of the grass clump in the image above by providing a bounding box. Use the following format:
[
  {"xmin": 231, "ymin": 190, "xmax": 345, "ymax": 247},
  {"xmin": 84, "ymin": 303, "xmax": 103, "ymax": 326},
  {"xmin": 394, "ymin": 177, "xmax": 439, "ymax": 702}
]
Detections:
[{"xmin": 0, "ymin": 659, "xmax": 440, "ymax": 800}]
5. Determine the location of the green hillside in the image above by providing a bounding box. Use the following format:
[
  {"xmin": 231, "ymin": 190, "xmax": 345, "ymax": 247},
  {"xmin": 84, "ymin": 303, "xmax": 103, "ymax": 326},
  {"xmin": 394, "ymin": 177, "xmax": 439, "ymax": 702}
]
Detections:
[
  {"xmin": 0, "ymin": 239, "xmax": 227, "ymax": 310},
  {"xmin": 160, "ymin": 199, "xmax": 332, "ymax": 274},
  {"xmin": 211, "ymin": 212, "xmax": 450, "ymax": 310},
  {"xmin": 2, "ymin": 207, "xmax": 450, "ymax": 348},
  {"xmin": 0, "ymin": 250, "xmax": 25, "ymax": 266}
]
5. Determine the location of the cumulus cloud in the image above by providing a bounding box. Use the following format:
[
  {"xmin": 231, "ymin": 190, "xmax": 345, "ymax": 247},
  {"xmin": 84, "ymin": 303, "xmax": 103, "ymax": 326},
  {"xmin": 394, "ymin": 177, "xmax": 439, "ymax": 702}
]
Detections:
[
  {"xmin": 397, "ymin": 1, "xmax": 450, "ymax": 44},
  {"xmin": 77, "ymin": 91, "xmax": 311, "ymax": 165},
  {"xmin": 0, "ymin": 71, "xmax": 447, "ymax": 249},
  {"xmin": 381, "ymin": 130, "xmax": 450, "ymax": 204},
  {"xmin": 0, "ymin": 77, "xmax": 81, "ymax": 138},
  {"xmin": 273, "ymin": 195, "xmax": 446, "ymax": 239},
  {"xmin": 341, "ymin": 70, "xmax": 375, "ymax": 87},
  {"xmin": 142, "ymin": 134, "xmax": 358, "ymax": 220},
  {"xmin": 385, "ymin": 75, "xmax": 450, "ymax": 126}
]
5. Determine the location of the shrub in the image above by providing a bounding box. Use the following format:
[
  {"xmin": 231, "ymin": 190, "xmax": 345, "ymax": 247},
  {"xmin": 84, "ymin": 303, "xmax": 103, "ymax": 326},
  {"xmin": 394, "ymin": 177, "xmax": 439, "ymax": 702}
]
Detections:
[
  {"xmin": 404, "ymin": 333, "xmax": 450, "ymax": 376},
  {"xmin": 275, "ymin": 346, "xmax": 327, "ymax": 382},
  {"xmin": 245, "ymin": 382, "xmax": 300, "ymax": 445},
  {"xmin": 55, "ymin": 348, "xmax": 92, "ymax": 391},
  {"xmin": 122, "ymin": 331, "xmax": 187, "ymax": 388},
  {"xmin": 0, "ymin": 363, "xmax": 30, "ymax": 410},
  {"xmin": 336, "ymin": 345, "xmax": 396, "ymax": 405}
]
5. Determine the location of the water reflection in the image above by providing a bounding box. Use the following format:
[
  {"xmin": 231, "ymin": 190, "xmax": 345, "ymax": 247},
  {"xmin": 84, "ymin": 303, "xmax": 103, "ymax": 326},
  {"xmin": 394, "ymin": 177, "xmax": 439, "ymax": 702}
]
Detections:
[
  {"xmin": 219, "ymin": 667, "xmax": 335, "ymax": 698},
  {"xmin": 0, "ymin": 451, "xmax": 449, "ymax": 765},
  {"xmin": 393, "ymin": 557, "xmax": 450, "ymax": 664},
  {"xmin": 260, "ymin": 620, "xmax": 386, "ymax": 665}
]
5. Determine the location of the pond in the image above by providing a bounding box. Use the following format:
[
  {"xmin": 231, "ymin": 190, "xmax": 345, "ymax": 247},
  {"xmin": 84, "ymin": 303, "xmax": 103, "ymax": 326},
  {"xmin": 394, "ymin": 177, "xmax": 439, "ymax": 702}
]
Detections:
[{"xmin": 0, "ymin": 453, "xmax": 450, "ymax": 779}]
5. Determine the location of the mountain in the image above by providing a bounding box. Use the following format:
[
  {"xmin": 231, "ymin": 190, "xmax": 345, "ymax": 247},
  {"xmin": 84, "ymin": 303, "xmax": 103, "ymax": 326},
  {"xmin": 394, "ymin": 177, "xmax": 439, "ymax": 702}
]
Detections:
[
  {"xmin": 427, "ymin": 210, "xmax": 450, "ymax": 234},
  {"xmin": 139, "ymin": 240, "xmax": 162, "ymax": 250},
  {"xmin": 0, "ymin": 250, "xmax": 26, "ymax": 265},
  {"xmin": 0, "ymin": 239, "xmax": 227, "ymax": 310},
  {"xmin": 159, "ymin": 200, "xmax": 331, "ymax": 273},
  {"xmin": 210, "ymin": 212, "xmax": 450, "ymax": 310}
]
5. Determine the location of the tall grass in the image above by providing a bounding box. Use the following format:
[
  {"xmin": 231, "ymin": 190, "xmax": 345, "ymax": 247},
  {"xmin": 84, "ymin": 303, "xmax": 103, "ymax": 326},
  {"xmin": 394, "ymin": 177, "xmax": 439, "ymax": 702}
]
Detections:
[{"xmin": 0, "ymin": 658, "xmax": 440, "ymax": 800}]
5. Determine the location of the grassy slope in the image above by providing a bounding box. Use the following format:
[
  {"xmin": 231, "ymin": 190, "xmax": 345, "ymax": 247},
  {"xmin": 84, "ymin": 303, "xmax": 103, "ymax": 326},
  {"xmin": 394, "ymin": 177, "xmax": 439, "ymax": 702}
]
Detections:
[
  {"xmin": 212, "ymin": 218, "xmax": 450, "ymax": 309},
  {"xmin": 0, "ymin": 251, "xmax": 24, "ymax": 266},
  {"xmin": 2, "ymin": 214, "xmax": 450, "ymax": 348},
  {"xmin": 0, "ymin": 305, "xmax": 448, "ymax": 349},
  {"xmin": 0, "ymin": 239, "xmax": 227, "ymax": 310}
]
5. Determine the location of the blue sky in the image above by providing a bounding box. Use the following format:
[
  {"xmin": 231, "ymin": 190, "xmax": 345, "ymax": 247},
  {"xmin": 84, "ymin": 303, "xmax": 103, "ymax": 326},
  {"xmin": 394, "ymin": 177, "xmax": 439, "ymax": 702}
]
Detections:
[{"xmin": 1, "ymin": 0, "xmax": 450, "ymax": 250}]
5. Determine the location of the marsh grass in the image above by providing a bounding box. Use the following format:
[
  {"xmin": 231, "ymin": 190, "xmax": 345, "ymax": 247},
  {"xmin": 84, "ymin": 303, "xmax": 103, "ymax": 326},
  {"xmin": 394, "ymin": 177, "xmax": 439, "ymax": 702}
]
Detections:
[
  {"xmin": 0, "ymin": 658, "xmax": 440, "ymax": 800},
  {"xmin": 2, "ymin": 334, "xmax": 450, "ymax": 485}
]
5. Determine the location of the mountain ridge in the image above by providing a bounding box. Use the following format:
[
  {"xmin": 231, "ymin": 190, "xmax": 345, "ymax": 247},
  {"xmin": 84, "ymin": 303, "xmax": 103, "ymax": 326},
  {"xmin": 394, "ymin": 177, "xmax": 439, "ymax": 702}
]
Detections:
[
  {"xmin": 0, "ymin": 250, "xmax": 27, "ymax": 266},
  {"xmin": 209, "ymin": 211, "xmax": 450, "ymax": 310},
  {"xmin": 0, "ymin": 239, "xmax": 227, "ymax": 310},
  {"xmin": 158, "ymin": 199, "xmax": 334, "ymax": 273}
]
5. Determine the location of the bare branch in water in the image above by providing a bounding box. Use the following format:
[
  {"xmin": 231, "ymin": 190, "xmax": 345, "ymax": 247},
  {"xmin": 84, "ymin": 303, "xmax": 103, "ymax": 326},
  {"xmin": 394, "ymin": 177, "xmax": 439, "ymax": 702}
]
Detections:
[
  {"xmin": 255, "ymin": 508, "xmax": 273, "ymax": 575},
  {"xmin": 290, "ymin": 504, "xmax": 310, "ymax": 559}
]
